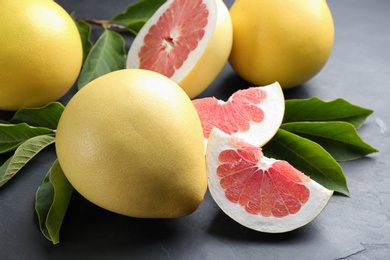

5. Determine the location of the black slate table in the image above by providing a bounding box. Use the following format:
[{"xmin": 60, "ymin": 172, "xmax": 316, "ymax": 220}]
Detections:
[{"xmin": 1, "ymin": 0, "xmax": 389, "ymax": 259}]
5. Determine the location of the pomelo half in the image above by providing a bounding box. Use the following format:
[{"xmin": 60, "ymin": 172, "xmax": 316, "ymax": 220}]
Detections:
[
  {"xmin": 192, "ymin": 82, "xmax": 284, "ymax": 149},
  {"xmin": 206, "ymin": 127, "xmax": 333, "ymax": 233},
  {"xmin": 127, "ymin": 0, "xmax": 233, "ymax": 98}
]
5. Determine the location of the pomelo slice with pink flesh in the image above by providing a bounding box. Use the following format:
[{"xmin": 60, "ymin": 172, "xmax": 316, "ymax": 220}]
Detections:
[
  {"xmin": 206, "ymin": 127, "xmax": 333, "ymax": 233},
  {"xmin": 127, "ymin": 0, "xmax": 233, "ymax": 98},
  {"xmin": 192, "ymin": 82, "xmax": 285, "ymax": 149}
]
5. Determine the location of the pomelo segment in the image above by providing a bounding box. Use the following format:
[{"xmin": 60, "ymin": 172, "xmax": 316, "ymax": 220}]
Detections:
[
  {"xmin": 192, "ymin": 82, "xmax": 284, "ymax": 149},
  {"xmin": 206, "ymin": 127, "xmax": 333, "ymax": 233},
  {"xmin": 127, "ymin": 0, "xmax": 233, "ymax": 98}
]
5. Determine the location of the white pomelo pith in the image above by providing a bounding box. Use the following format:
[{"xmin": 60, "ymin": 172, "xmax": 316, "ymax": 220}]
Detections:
[
  {"xmin": 192, "ymin": 82, "xmax": 285, "ymax": 149},
  {"xmin": 206, "ymin": 128, "xmax": 333, "ymax": 233},
  {"xmin": 127, "ymin": 0, "xmax": 233, "ymax": 98}
]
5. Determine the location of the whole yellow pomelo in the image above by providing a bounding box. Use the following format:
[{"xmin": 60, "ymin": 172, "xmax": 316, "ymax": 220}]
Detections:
[
  {"xmin": 229, "ymin": 0, "xmax": 334, "ymax": 89},
  {"xmin": 0, "ymin": 0, "xmax": 82, "ymax": 111},
  {"xmin": 56, "ymin": 69, "xmax": 207, "ymax": 218}
]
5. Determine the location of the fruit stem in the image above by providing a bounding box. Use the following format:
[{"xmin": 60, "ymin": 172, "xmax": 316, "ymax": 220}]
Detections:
[{"xmin": 75, "ymin": 18, "xmax": 127, "ymax": 30}]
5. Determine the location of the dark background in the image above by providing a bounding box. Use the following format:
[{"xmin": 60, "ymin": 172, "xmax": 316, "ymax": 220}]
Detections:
[{"xmin": 1, "ymin": 0, "xmax": 389, "ymax": 259}]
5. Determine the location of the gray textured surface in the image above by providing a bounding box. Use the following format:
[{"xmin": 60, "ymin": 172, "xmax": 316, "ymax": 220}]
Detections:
[{"xmin": 1, "ymin": 0, "xmax": 389, "ymax": 259}]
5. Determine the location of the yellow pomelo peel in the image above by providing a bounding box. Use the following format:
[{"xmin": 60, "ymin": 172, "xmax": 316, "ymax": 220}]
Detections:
[
  {"xmin": 229, "ymin": 0, "xmax": 334, "ymax": 89},
  {"xmin": 56, "ymin": 69, "xmax": 207, "ymax": 218},
  {"xmin": 0, "ymin": 0, "xmax": 82, "ymax": 110}
]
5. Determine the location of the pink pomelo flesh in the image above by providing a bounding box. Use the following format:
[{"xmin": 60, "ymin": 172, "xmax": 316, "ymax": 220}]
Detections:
[
  {"xmin": 217, "ymin": 136, "xmax": 310, "ymax": 218},
  {"xmin": 193, "ymin": 88, "xmax": 266, "ymax": 138},
  {"xmin": 206, "ymin": 128, "xmax": 333, "ymax": 233},
  {"xmin": 192, "ymin": 82, "xmax": 285, "ymax": 148},
  {"xmin": 138, "ymin": 0, "xmax": 208, "ymax": 78}
]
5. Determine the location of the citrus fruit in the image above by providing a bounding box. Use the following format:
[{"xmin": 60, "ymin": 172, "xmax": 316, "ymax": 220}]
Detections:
[
  {"xmin": 127, "ymin": 0, "xmax": 233, "ymax": 98},
  {"xmin": 192, "ymin": 82, "xmax": 284, "ymax": 149},
  {"xmin": 0, "ymin": 0, "xmax": 82, "ymax": 111},
  {"xmin": 229, "ymin": 0, "xmax": 334, "ymax": 89},
  {"xmin": 56, "ymin": 69, "xmax": 207, "ymax": 218},
  {"xmin": 206, "ymin": 127, "xmax": 333, "ymax": 233}
]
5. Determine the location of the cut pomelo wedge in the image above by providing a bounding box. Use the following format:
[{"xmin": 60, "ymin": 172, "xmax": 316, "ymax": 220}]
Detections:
[
  {"xmin": 192, "ymin": 82, "xmax": 285, "ymax": 149},
  {"xmin": 206, "ymin": 127, "xmax": 333, "ymax": 233},
  {"xmin": 127, "ymin": 0, "xmax": 233, "ymax": 99}
]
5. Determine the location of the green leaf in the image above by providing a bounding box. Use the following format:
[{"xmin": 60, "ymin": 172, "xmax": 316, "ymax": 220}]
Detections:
[
  {"xmin": 110, "ymin": 0, "xmax": 166, "ymax": 34},
  {"xmin": 0, "ymin": 123, "xmax": 54, "ymax": 154},
  {"xmin": 35, "ymin": 160, "xmax": 73, "ymax": 244},
  {"xmin": 77, "ymin": 29, "xmax": 126, "ymax": 89},
  {"xmin": 280, "ymin": 122, "xmax": 378, "ymax": 162},
  {"xmin": 9, "ymin": 102, "xmax": 64, "ymax": 130},
  {"xmin": 75, "ymin": 19, "xmax": 93, "ymax": 65},
  {"xmin": 284, "ymin": 97, "xmax": 373, "ymax": 128},
  {"xmin": 262, "ymin": 129, "xmax": 350, "ymax": 196},
  {"xmin": 0, "ymin": 135, "xmax": 55, "ymax": 187},
  {"xmin": 125, "ymin": 20, "xmax": 146, "ymax": 35}
]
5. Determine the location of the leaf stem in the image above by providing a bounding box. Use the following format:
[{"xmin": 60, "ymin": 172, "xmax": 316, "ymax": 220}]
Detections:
[{"xmin": 75, "ymin": 18, "xmax": 127, "ymax": 30}]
